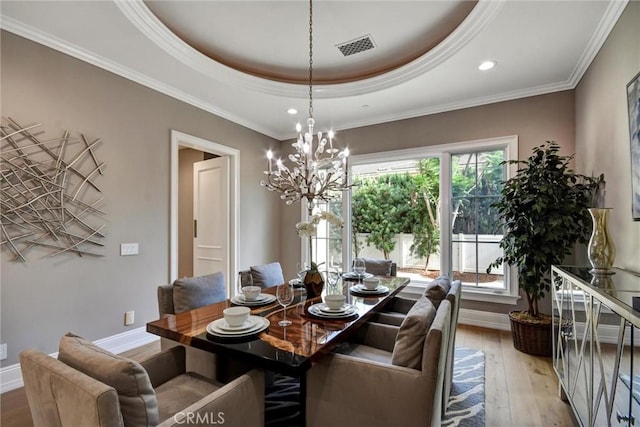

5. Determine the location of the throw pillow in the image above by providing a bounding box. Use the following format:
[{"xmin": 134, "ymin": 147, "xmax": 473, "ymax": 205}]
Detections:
[
  {"xmin": 250, "ymin": 262, "xmax": 284, "ymax": 288},
  {"xmin": 360, "ymin": 257, "xmax": 393, "ymax": 276},
  {"xmin": 391, "ymin": 296, "xmax": 436, "ymax": 370},
  {"xmin": 173, "ymin": 272, "xmax": 226, "ymax": 314},
  {"xmin": 424, "ymin": 274, "xmax": 451, "ymax": 308},
  {"xmin": 58, "ymin": 333, "xmax": 159, "ymax": 427}
]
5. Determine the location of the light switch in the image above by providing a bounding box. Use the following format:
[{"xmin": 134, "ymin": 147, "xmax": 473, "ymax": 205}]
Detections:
[{"xmin": 120, "ymin": 243, "xmax": 139, "ymax": 256}]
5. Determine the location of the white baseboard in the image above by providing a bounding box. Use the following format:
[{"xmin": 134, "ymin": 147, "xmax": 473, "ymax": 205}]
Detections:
[
  {"xmin": 457, "ymin": 308, "xmax": 639, "ymax": 345},
  {"xmin": 0, "ymin": 327, "xmax": 159, "ymax": 394}
]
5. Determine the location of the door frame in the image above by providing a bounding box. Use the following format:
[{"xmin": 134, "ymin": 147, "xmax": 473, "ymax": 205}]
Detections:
[{"xmin": 170, "ymin": 130, "xmax": 240, "ymax": 285}]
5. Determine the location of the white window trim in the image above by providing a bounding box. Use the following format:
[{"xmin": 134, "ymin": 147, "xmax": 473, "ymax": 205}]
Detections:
[{"xmin": 347, "ymin": 135, "xmax": 521, "ymax": 305}]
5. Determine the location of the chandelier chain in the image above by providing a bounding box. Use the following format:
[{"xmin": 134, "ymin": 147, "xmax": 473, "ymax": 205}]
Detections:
[
  {"xmin": 308, "ymin": 0, "xmax": 313, "ymax": 119},
  {"xmin": 259, "ymin": 0, "xmax": 350, "ymax": 207}
]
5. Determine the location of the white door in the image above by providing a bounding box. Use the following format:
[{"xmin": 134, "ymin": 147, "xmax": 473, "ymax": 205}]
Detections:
[{"xmin": 193, "ymin": 156, "xmax": 229, "ymax": 284}]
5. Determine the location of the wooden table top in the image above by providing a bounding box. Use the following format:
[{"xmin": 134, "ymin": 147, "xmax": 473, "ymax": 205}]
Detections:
[{"xmin": 147, "ymin": 276, "xmax": 409, "ymax": 376}]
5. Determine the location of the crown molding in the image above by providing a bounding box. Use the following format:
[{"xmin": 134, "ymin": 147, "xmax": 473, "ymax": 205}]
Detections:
[
  {"xmin": 279, "ymin": 80, "xmax": 574, "ymax": 140},
  {"xmin": 567, "ymin": 0, "xmax": 629, "ymax": 88},
  {"xmin": 115, "ymin": 0, "xmax": 504, "ymax": 99},
  {"xmin": 0, "ymin": 14, "xmax": 282, "ymax": 140}
]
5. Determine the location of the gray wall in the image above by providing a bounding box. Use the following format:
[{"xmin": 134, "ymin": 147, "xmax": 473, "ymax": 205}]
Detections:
[
  {"xmin": 279, "ymin": 90, "xmax": 577, "ymax": 316},
  {"xmin": 575, "ymin": 1, "xmax": 640, "ymax": 271},
  {"xmin": 0, "ymin": 32, "xmax": 281, "ymax": 366}
]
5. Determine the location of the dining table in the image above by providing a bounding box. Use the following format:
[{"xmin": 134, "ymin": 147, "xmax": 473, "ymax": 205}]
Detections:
[{"xmin": 146, "ymin": 274, "xmax": 410, "ymax": 425}]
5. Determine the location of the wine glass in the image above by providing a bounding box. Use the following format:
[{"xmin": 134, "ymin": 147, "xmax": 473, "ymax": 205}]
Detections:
[
  {"xmin": 277, "ymin": 282, "xmax": 294, "ymax": 327},
  {"xmin": 296, "ymin": 262, "xmax": 307, "ymax": 283},
  {"xmin": 353, "ymin": 258, "xmax": 366, "ymax": 281},
  {"xmin": 324, "ymin": 269, "xmax": 341, "ymax": 294},
  {"xmin": 237, "ymin": 271, "xmax": 253, "ymax": 297}
]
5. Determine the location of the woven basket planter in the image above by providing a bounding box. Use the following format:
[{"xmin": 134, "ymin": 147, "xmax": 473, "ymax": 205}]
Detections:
[{"xmin": 509, "ymin": 311, "xmax": 553, "ymax": 357}]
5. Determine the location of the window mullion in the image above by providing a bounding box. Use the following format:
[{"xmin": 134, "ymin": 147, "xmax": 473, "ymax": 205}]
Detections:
[{"xmin": 440, "ymin": 152, "xmax": 452, "ymax": 278}]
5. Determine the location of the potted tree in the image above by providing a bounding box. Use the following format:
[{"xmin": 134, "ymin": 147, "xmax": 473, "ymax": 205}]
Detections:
[{"xmin": 488, "ymin": 141, "xmax": 598, "ymax": 356}]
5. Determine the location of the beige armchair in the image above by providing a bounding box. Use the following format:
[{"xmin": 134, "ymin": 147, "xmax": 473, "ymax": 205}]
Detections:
[
  {"xmin": 157, "ymin": 272, "xmax": 228, "ymax": 380},
  {"xmin": 373, "ymin": 278, "xmax": 461, "ymax": 412},
  {"xmin": 306, "ymin": 299, "xmax": 451, "ymax": 427},
  {"xmin": 248, "ymin": 261, "xmax": 285, "ymax": 288},
  {"xmin": 20, "ymin": 333, "xmax": 264, "ymax": 427},
  {"xmin": 354, "ymin": 257, "xmax": 397, "ymax": 276}
]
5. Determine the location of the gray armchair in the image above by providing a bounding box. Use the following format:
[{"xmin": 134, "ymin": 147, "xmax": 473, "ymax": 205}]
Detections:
[
  {"xmin": 306, "ymin": 299, "xmax": 451, "ymax": 427},
  {"xmin": 20, "ymin": 333, "xmax": 264, "ymax": 427},
  {"xmin": 249, "ymin": 261, "xmax": 285, "ymax": 288},
  {"xmin": 157, "ymin": 272, "xmax": 228, "ymax": 380},
  {"xmin": 373, "ymin": 277, "xmax": 461, "ymax": 412},
  {"xmin": 354, "ymin": 257, "xmax": 397, "ymax": 276}
]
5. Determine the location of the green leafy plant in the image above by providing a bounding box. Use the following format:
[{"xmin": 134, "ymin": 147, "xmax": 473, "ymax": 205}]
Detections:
[
  {"xmin": 488, "ymin": 141, "xmax": 599, "ymax": 318},
  {"xmin": 351, "ymin": 175, "xmax": 411, "ymax": 258},
  {"xmin": 308, "ymin": 261, "xmax": 325, "ymax": 273},
  {"xmin": 406, "ymin": 158, "xmax": 440, "ymax": 269}
]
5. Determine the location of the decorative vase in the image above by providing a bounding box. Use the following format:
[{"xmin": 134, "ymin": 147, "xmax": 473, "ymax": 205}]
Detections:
[
  {"xmin": 589, "ymin": 274, "xmax": 616, "ymax": 293},
  {"xmin": 304, "ymin": 270, "xmax": 324, "ymax": 299},
  {"xmin": 587, "ymin": 208, "xmax": 616, "ymax": 274}
]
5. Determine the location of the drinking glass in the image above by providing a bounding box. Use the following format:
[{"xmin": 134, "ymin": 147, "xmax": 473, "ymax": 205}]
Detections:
[
  {"xmin": 296, "ymin": 262, "xmax": 307, "ymax": 282},
  {"xmin": 324, "ymin": 269, "xmax": 341, "ymax": 294},
  {"xmin": 237, "ymin": 272, "xmax": 253, "ymax": 296},
  {"xmin": 277, "ymin": 282, "xmax": 294, "ymax": 327},
  {"xmin": 353, "ymin": 258, "xmax": 366, "ymax": 280}
]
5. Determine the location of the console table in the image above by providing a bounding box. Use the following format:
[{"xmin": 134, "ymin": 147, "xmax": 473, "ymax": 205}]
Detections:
[{"xmin": 552, "ymin": 265, "xmax": 640, "ymax": 427}]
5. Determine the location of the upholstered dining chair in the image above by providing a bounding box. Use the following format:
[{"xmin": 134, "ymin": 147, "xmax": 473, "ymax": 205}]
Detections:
[
  {"xmin": 353, "ymin": 257, "xmax": 397, "ymax": 276},
  {"xmin": 157, "ymin": 272, "xmax": 227, "ymax": 380},
  {"xmin": 248, "ymin": 261, "xmax": 285, "ymax": 288},
  {"xmin": 372, "ymin": 275, "xmax": 461, "ymax": 412},
  {"xmin": 306, "ymin": 298, "xmax": 451, "ymax": 427},
  {"xmin": 20, "ymin": 333, "xmax": 264, "ymax": 427}
]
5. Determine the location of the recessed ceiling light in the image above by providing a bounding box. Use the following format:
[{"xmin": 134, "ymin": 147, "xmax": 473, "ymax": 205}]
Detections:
[
  {"xmin": 478, "ymin": 60, "xmax": 496, "ymax": 71},
  {"xmin": 287, "ymin": 108, "xmax": 298, "ymax": 115}
]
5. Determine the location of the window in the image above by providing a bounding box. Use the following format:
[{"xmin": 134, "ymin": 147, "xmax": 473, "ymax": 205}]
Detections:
[
  {"xmin": 309, "ymin": 199, "xmax": 344, "ymax": 272},
  {"xmin": 451, "ymin": 149, "xmax": 505, "ymax": 290},
  {"xmin": 339, "ymin": 135, "xmax": 519, "ymax": 305}
]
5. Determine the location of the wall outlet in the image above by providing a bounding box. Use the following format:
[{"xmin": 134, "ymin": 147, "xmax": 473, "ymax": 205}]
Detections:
[
  {"xmin": 0, "ymin": 343, "xmax": 7, "ymax": 361},
  {"xmin": 124, "ymin": 311, "xmax": 135, "ymax": 326},
  {"xmin": 120, "ymin": 243, "xmax": 139, "ymax": 256}
]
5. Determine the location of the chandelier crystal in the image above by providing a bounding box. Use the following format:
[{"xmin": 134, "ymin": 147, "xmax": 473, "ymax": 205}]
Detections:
[{"xmin": 260, "ymin": 0, "xmax": 350, "ymax": 206}]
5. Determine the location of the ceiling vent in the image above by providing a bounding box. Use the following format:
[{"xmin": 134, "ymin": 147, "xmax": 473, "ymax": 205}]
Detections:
[{"xmin": 336, "ymin": 35, "xmax": 375, "ymax": 57}]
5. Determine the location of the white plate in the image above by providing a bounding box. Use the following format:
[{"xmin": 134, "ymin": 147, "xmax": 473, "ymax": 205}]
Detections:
[
  {"xmin": 207, "ymin": 316, "xmax": 270, "ymax": 336},
  {"xmin": 349, "ymin": 285, "xmax": 390, "ymax": 294},
  {"xmin": 230, "ymin": 294, "xmax": 276, "ymax": 306},
  {"xmin": 240, "ymin": 293, "xmax": 268, "ymax": 302},
  {"xmin": 308, "ymin": 303, "xmax": 357, "ymax": 318},
  {"xmin": 354, "ymin": 283, "xmax": 380, "ymax": 292},
  {"xmin": 318, "ymin": 303, "xmax": 350, "ymax": 313},
  {"xmin": 216, "ymin": 316, "xmax": 261, "ymax": 332},
  {"xmin": 342, "ymin": 272, "xmax": 374, "ymax": 280}
]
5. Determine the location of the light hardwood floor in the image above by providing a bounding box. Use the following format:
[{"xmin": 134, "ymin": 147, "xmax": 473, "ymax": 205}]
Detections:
[{"xmin": 0, "ymin": 324, "xmax": 577, "ymax": 427}]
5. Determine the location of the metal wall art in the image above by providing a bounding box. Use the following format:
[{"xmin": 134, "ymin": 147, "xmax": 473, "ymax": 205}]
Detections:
[{"xmin": 0, "ymin": 117, "xmax": 106, "ymax": 261}]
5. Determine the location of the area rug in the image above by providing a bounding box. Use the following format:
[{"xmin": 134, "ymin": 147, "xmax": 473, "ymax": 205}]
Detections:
[
  {"xmin": 265, "ymin": 373, "xmax": 301, "ymax": 426},
  {"xmin": 442, "ymin": 347, "xmax": 486, "ymax": 427},
  {"xmin": 265, "ymin": 347, "xmax": 485, "ymax": 426}
]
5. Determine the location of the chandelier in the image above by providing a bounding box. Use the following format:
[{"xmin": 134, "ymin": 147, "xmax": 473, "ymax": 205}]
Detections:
[{"xmin": 260, "ymin": 0, "xmax": 350, "ymax": 207}]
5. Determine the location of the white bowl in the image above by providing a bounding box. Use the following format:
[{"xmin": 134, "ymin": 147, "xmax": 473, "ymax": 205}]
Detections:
[
  {"xmin": 362, "ymin": 277, "xmax": 380, "ymax": 290},
  {"xmin": 242, "ymin": 286, "xmax": 261, "ymax": 301},
  {"xmin": 223, "ymin": 306, "xmax": 250, "ymax": 327},
  {"xmin": 324, "ymin": 294, "xmax": 346, "ymax": 310}
]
